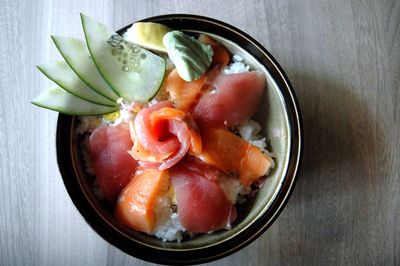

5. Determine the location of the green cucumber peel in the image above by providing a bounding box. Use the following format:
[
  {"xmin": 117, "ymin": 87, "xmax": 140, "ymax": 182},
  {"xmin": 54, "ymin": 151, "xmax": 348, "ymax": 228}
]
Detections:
[
  {"xmin": 81, "ymin": 13, "xmax": 166, "ymax": 102},
  {"xmin": 31, "ymin": 87, "xmax": 117, "ymax": 115},
  {"xmin": 51, "ymin": 35, "xmax": 119, "ymax": 101},
  {"xmin": 37, "ymin": 61, "xmax": 117, "ymax": 107}
]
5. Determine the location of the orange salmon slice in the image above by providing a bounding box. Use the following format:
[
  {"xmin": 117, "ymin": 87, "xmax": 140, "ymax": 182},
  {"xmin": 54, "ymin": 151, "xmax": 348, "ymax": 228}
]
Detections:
[
  {"xmin": 197, "ymin": 128, "xmax": 273, "ymax": 186},
  {"xmin": 115, "ymin": 169, "xmax": 170, "ymax": 233},
  {"xmin": 164, "ymin": 69, "xmax": 206, "ymax": 111}
]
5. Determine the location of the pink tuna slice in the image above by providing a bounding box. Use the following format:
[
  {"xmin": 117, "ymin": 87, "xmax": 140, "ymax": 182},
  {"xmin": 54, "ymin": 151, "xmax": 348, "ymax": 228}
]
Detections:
[
  {"xmin": 193, "ymin": 71, "xmax": 265, "ymax": 127},
  {"xmin": 89, "ymin": 123, "xmax": 138, "ymax": 202},
  {"xmin": 170, "ymin": 158, "xmax": 237, "ymax": 233}
]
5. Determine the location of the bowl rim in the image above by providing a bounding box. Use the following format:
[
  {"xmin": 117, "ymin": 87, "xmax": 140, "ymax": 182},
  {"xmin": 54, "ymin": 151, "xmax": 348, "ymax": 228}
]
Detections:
[{"xmin": 56, "ymin": 13, "xmax": 303, "ymax": 265}]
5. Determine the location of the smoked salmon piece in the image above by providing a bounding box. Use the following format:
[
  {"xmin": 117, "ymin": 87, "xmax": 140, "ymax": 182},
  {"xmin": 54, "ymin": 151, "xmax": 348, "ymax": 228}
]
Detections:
[
  {"xmin": 193, "ymin": 71, "xmax": 265, "ymax": 127},
  {"xmin": 89, "ymin": 124, "xmax": 138, "ymax": 202},
  {"xmin": 164, "ymin": 69, "xmax": 206, "ymax": 111},
  {"xmin": 131, "ymin": 101, "xmax": 202, "ymax": 170},
  {"xmin": 196, "ymin": 128, "xmax": 273, "ymax": 186},
  {"xmin": 164, "ymin": 66, "xmax": 220, "ymax": 112},
  {"xmin": 170, "ymin": 158, "xmax": 237, "ymax": 233},
  {"xmin": 115, "ymin": 169, "xmax": 170, "ymax": 233}
]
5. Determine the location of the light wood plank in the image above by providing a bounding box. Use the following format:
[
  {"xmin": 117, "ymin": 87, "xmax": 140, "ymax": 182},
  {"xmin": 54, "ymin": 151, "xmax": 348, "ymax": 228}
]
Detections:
[{"xmin": 0, "ymin": 0, "xmax": 399, "ymax": 265}]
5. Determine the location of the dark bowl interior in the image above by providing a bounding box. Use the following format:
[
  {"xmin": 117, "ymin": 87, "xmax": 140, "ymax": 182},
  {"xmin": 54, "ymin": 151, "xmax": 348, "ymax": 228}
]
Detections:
[{"xmin": 56, "ymin": 14, "xmax": 302, "ymax": 264}]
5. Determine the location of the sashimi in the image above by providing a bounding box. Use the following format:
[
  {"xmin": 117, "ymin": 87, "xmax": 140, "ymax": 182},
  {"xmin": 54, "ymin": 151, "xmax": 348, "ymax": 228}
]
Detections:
[
  {"xmin": 89, "ymin": 124, "xmax": 138, "ymax": 202},
  {"xmin": 164, "ymin": 66, "xmax": 220, "ymax": 112},
  {"xmin": 170, "ymin": 158, "xmax": 237, "ymax": 233},
  {"xmin": 164, "ymin": 69, "xmax": 206, "ymax": 111},
  {"xmin": 196, "ymin": 128, "xmax": 273, "ymax": 186},
  {"xmin": 131, "ymin": 101, "xmax": 202, "ymax": 170},
  {"xmin": 194, "ymin": 71, "xmax": 265, "ymax": 127},
  {"xmin": 115, "ymin": 169, "xmax": 170, "ymax": 233},
  {"xmin": 133, "ymin": 101, "xmax": 179, "ymax": 156}
]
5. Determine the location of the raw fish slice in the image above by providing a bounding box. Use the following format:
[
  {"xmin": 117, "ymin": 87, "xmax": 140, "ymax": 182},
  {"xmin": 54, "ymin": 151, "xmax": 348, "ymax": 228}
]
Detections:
[
  {"xmin": 194, "ymin": 71, "xmax": 265, "ymax": 127},
  {"xmin": 132, "ymin": 119, "xmax": 191, "ymax": 170},
  {"xmin": 196, "ymin": 128, "xmax": 273, "ymax": 186},
  {"xmin": 115, "ymin": 169, "xmax": 170, "ymax": 233},
  {"xmin": 89, "ymin": 124, "xmax": 138, "ymax": 202},
  {"xmin": 158, "ymin": 119, "xmax": 190, "ymax": 170},
  {"xmin": 134, "ymin": 101, "xmax": 179, "ymax": 155},
  {"xmin": 131, "ymin": 102, "xmax": 202, "ymax": 170},
  {"xmin": 164, "ymin": 67, "xmax": 219, "ymax": 112},
  {"xmin": 165, "ymin": 69, "xmax": 205, "ymax": 111},
  {"xmin": 170, "ymin": 158, "xmax": 237, "ymax": 233}
]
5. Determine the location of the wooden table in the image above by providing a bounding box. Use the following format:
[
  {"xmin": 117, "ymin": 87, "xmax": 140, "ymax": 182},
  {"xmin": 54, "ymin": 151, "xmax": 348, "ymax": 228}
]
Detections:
[{"xmin": 1, "ymin": 0, "xmax": 399, "ymax": 265}]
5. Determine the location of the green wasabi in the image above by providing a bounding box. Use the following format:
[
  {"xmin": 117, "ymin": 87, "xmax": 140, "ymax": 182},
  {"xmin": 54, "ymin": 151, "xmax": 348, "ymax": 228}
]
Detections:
[{"xmin": 163, "ymin": 31, "xmax": 213, "ymax": 81}]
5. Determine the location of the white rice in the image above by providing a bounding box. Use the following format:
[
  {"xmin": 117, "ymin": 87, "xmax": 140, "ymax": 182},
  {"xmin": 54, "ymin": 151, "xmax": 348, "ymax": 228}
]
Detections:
[
  {"xmin": 152, "ymin": 212, "xmax": 185, "ymax": 242},
  {"xmin": 151, "ymin": 193, "xmax": 185, "ymax": 242},
  {"xmin": 224, "ymin": 54, "xmax": 250, "ymax": 74}
]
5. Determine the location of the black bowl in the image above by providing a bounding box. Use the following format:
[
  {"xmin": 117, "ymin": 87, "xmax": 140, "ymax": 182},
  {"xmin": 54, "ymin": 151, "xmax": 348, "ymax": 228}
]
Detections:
[{"xmin": 56, "ymin": 14, "xmax": 302, "ymax": 264}]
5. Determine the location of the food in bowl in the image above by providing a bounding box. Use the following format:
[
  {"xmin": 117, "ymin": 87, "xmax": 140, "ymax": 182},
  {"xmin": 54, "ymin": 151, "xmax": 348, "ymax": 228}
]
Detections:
[{"xmin": 32, "ymin": 14, "xmax": 276, "ymax": 242}]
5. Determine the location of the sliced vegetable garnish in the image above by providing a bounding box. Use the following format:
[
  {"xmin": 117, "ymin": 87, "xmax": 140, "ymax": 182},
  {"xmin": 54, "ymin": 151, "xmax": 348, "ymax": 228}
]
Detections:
[
  {"xmin": 81, "ymin": 14, "xmax": 166, "ymax": 102},
  {"xmin": 163, "ymin": 31, "xmax": 213, "ymax": 81},
  {"xmin": 37, "ymin": 61, "xmax": 117, "ymax": 107},
  {"xmin": 31, "ymin": 87, "xmax": 117, "ymax": 115},
  {"xmin": 51, "ymin": 35, "xmax": 119, "ymax": 101},
  {"xmin": 125, "ymin": 22, "xmax": 171, "ymax": 53}
]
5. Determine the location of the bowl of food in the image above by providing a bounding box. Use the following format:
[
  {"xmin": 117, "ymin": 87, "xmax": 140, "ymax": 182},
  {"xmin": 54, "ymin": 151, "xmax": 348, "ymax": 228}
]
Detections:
[{"xmin": 33, "ymin": 13, "xmax": 302, "ymax": 264}]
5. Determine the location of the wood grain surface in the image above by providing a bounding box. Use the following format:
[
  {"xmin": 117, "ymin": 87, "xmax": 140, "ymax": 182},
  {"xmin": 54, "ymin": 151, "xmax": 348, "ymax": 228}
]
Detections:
[{"xmin": 0, "ymin": 0, "xmax": 399, "ymax": 265}]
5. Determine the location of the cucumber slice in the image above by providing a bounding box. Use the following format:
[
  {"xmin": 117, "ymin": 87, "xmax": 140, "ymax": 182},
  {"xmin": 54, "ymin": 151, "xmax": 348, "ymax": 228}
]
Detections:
[
  {"xmin": 51, "ymin": 35, "xmax": 119, "ymax": 101},
  {"xmin": 37, "ymin": 61, "xmax": 117, "ymax": 107},
  {"xmin": 81, "ymin": 13, "xmax": 166, "ymax": 102},
  {"xmin": 31, "ymin": 87, "xmax": 117, "ymax": 115}
]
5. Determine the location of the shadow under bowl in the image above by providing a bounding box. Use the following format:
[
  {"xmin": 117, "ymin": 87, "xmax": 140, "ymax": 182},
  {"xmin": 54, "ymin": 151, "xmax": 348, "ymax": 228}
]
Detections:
[{"xmin": 56, "ymin": 14, "xmax": 302, "ymax": 265}]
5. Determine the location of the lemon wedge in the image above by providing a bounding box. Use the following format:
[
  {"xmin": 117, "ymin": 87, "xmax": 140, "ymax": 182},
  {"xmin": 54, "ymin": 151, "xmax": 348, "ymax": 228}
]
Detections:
[
  {"xmin": 103, "ymin": 110, "xmax": 120, "ymax": 122},
  {"xmin": 125, "ymin": 22, "xmax": 171, "ymax": 53}
]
